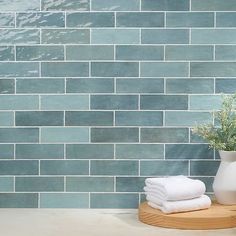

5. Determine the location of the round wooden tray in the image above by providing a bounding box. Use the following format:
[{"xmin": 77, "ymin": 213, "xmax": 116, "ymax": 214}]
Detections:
[{"xmin": 139, "ymin": 202, "xmax": 236, "ymax": 230}]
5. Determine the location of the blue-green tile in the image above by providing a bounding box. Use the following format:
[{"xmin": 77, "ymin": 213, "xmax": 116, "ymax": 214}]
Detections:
[
  {"xmin": 141, "ymin": 0, "xmax": 189, "ymax": 11},
  {"xmin": 65, "ymin": 111, "xmax": 113, "ymax": 126},
  {"xmin": 42, "ymin": 0, "xmax": 89, "ymax": 10},
  {"xmin": 0, "ymin": 46, "xmax": 14, "ymax": 61},
  {"xmin": 91, "ymin": 95, "xmax": 138, "ymax": 110},
  {"xmin": 166, "ymin": 78, "xmax": 214, "ymax": 94},
  {"xmin": 165, "ymin": 144, "xmax": 214, "ymax": 160},
  {"xmin": 41, "ymin": 62, "xmax": 88, "ymax": 77},
  {"xmin": 0, "ymin": 177, "xmax": 14, "ymax": 192},
  {"xmin": 0, "ymin": 144, "xmax": 14, "ymax": 159},
  {"xmin": 66, "ymin": 177, "xmax": 114, "ymax": 192},
  {"xmin": 142, "ymin": 29, "xmax": 189, "ymax": 44},
  {"xmin": 91, "ymin": 29, "xmax": 139, "ymax": 44},
  {"xmin": 91, "ymin": 128, "xmax": 139, "ymax": 143},
  {"xmin": 16, "ymin": 144, "xmax": 64, "ymax": 159},
  {"xmin": 41, "ymin": 160, "xmax": 89, "ymax": 175},
  {"xmin": 190, "ymin": 160, "xmax": 220, "ymax": 176},
  {"xmin": 0, "ymin": 79, "xmax": 14, "ymax": 94},
  {"xmin": 66, "ymin": 144, "xmax": 114, "ymax": 159},
  {"xmin": 191, "ymin": 0, "xmax": 236, "ymax": 11},
  {"xmin": 116, "ymin": 78, "xmax": 164, "ymax": 94},
  {"xmin": 115, "ymin": 144, "xmax": 164, "ymax": 159},
  {"xmin": 16, "ymin": 111, "xmax": 63, "ymax": 126},
  {"xmin": 190, "ymin": 95, "xmax": 222, "ymax": 110},
  {"xmin": 116, "ymin": 177, "xmax": 146, "ymax": 192},
  {"xmin": 216, "ymin": 79, "xmax": 236, "ymax": 93},
  {"xmin": 192, "ymin": 177, "xmax": 214, "ymax": 193},
  {"xmin": 0, "ymin": 160, "xmax": 38, "ymax": 175},
  {"xmin": 0, "ymin": 112, "xmax": 14, "ymax": 126},
  {"xmin": 67, "ymin": 12, "xmax": 114, "ymax": 27},
  {"xmin": 165, "ymin": 111, "xmax": 212, "ymax": 126},
  {"xmin": 91, "ymin": 0, "xmax": 139, "ymax": 11},
  {"xmin": 16, "ymin": 13, "xmax": 65, "ymax": 28},
  {"xmin": 140, "ymin": 95, "xmax": 188, "ymax": 110},
  {"xmin": 91, "ymin": 160, "xmax": 138, "ymax": 175},
  {"xmin": 141, "ymin": 62, "xmax": 189, "ymax": 77},
  {"xmin": 66, "ymin": 46, "xmax": 114, "ymax": 60},
  {"xmin": 190, "ymin": 131, "xmax": 207, "ymax": 144},
  {"xmin": 166, "ymin": 12, "xmax": 214, "ymax": 27},
  {"xmin": 0, "ymin": 0, "xmax": 40, "ymax": 11},
  {"xmin": 16, "ymin": 177, "xmax": 64, "ymax": 192},
  {"xmin": 140, "ymin": 160, "xmax": 189, "ymax": 176},
  {"xmin": 0, "ymin": 13, "xmax": 14, "ymax": 27},
  {"xmin": 116, "ymin": 12, "xmax": 164, "ymax": 27},
  {"xmin": 0, "ymin": 193, "xmax": 38, "ymax": 208},
  {"xmin": 141, "ymin": 128, "xmax": 189, "ymax": 143},
  {"xmin": 40, "ymin": 193, "xmax": 88, "ymax": 208},
  {"xmin": 116, "ymin": 46, "xmax": 163, "ymax": 61},
  {"xmin": 41, "ymin": 127, "xmax": 89, "ymax": 143},
  {"xmin": 216, "ymin": 13, "xmax": 236, "ymax": 27},
  {"xmin": 115, "ymin": 111, "xmax": 163, "ymax": 126},
  {"xmin": 215, "ymin": 46, "xmax": 236, "ymax": 60},
  {"xmin": 165, "ymin": 46, "xmax": 213, "ymax": 61},
  {"xmin": 66, "ymin": 78, "xmax": 114, "ymax": 93},
  {"xmin": 42, "ymin": 29, "xmax": 89, "ymax": 44}
]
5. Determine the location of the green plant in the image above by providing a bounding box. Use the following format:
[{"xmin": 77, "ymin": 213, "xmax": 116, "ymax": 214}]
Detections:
[{"xmin": 192, "ymin": 94, "xmax": 236, "ymax": 151}]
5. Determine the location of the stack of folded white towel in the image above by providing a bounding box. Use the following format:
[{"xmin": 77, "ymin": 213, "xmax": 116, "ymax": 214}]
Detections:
[{"xmin": 144, "ymin": 175, "xmax": 211, "ymax": 214}]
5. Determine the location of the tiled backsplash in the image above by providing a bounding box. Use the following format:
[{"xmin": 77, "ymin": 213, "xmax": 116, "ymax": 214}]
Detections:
[{"xmin": 0, "ymin": 0, "xmax": 235, "ymax": 208}]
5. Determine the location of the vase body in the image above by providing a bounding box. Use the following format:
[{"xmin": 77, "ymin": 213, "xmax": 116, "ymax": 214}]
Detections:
[{"xmin": 213, "ymin": 151, "xmax": 236, "ymax": 205}]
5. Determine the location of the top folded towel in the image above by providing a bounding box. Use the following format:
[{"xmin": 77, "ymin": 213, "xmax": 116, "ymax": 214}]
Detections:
[{"xmin": 145, "ymin": 175, "xmax": 206, "ymax": 201}]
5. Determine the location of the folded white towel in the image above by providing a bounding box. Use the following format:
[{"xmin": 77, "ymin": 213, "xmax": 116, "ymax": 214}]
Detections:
[
  {"xmin": 147, "ymin": 195, "xmax": 211, "ymax": 214},
  {"xmin": 145, "ymin": 176, "xmax": 206, "ymax": 201}
]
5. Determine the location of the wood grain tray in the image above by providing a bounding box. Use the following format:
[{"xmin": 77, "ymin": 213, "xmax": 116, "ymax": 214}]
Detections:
[{"xmin": 139, "ymin": 202, "xmax": 236, "ymax": 230}]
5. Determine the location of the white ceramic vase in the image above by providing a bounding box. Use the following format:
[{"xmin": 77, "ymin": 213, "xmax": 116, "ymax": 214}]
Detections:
[{"xmin": 213, "ymin": 151, "xmax": 236, "ymax": 205}]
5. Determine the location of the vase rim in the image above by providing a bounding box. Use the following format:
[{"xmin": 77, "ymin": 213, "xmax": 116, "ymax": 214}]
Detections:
[{"xmin": 219, "ymin": 150, "xmax": 236, "ymax": 161}]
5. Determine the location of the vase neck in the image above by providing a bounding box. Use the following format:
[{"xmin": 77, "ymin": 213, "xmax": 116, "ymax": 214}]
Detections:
[{"xmin": 219, "ymin": 151, "xmax": 236, "ymax": 161}]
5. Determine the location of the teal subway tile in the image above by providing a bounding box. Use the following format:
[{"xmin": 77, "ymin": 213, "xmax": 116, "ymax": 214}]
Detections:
[
  {"xmin": 116, "ymin": 177, "xmax": 146, "ymax": 192},
  {"xmin": 0, "ymin": 29, "xmax": 39, "ymax": 44},
  {"xmin": 91, "ymin": 128, "xmax": 139, "ymax": 143},
  {"xmin": 165, "ymin": 111, "xmax": 212, "ymax": 126},
  {"xmin": 116, "ymin": 46, "xmax": 163, "ymax": 61},
  {"xmin": 190, "ymin": 95, "xmax": 222, "ymax": 110},
  {"xmin": 15, "ymin": 177, "xmax": 64, "ymax": 192},
  {"xmin": 66, "ymin": 78, "xmax": 114, "ymax": 93},
  {"xmin": 166, "ymin": 78, "xmax": 214, "ymax": 94},
  {"xmin": 115, "ymin": 144, "xmax": 164, "ymax": 159},
  {"xmin": 66, "ymin": 144, "xmax": 114, "ymax": 159},
  {"xmin": 190, "ymin": 160, "xmax": 220, "ymax": 176},
  {"xmin": 216, "ymin": 13, "xmax": 236, "ymax": 27},
  {"xmin": 0, "ymin": 112, "xmax": 14, "ymax": 126},
  {"xmin": 116, "ymin": 78, "xmax": 164, "ymax": 94},
  {"xmin": 41, "ymin": 127, "xmax": 89, "ymax": 143},
  {"xmin": 91, "ymin": 29, "xmax": 139, "ymax": 44},
  {"xmin": 141, "ymin": 128, "xmax": 189, "ymax": 143},
  {"xmin": 91, "ymin": 160, "xmax": 138, "ymax": 175},
  {"xmin": 15, "ymin": 111, "xmax": 64, "ymax": 126},
  {"xmin": 41, "ymin": 62, "xmax": 89, "ymax": 77},
  {"xmin": 16, "ymin": 46, "xmax": 64, "ymax": 61},
  {"xmin": 141, "ymin": 62, "xmax": 189, "ymax": 77},
  {"xmin": 0, "ymin": 63, "xmax": 39, "ymax": 77},
  {"xmin": 165, "ymin": 144, "xmax": 214, "ymax": 160},
  {"xmin": 140, "ymin": 194, "xmax": 146, "ymax": 203},
  {"xmin": 190, "ymin": 131, "xmax": 207, "ymax": 143},
  {"xmin": 65, "ymin": 111, "xmax": 113, "ymax": 126},
  {"xmin": 165, "ymin": 46, "xmax": 213, "ymax": 61},
  {"xmin": 0, "ymin": 46, "xmax": 14, "ymax": 61},
  {"xmin": 140, "ymin": 160, "xmax": 189, "ymax": 176},
  {"xmin": 216, "ymin": 79, "xmax": 236, "ymax": 93},
  {"xmin": 66, "ymin": 46, "xmax": 114, "ymax": 60},
  {"xmin": 215, "ymin": 46, "xmax": 236, "ymax": 60},
  {"xmin": 142, "ymin": 29, "xmax": 189, "ymax": 44},
  {"xmin": 116, "ymin": 12, "xmax": 164, "ymax": 27},
  {"xmin": 40, "ymin": 193, "xmax": 89, "ymax": 208},
  {"xmin": 0, "ymin": 177, "xmax": 14, "ymax": 192},
  {"xmin": 191, "ymin": 29, "xmax": 236, "ymax": 44},
  {"xmin": 42, "ymin": 29, "xmax": 89, "ymax": 44},
  {"xmin": 16, "ymin": 79, "xmax": 64, "ymax": 94},
  {"xmin": 166, "ymin": 12, "xmax": 214, "ymax": 27},
  {"xmin": 141, "ymin": 0, "xmax": 189, "ymax": 11},
  {"xmin": 91, "ymin": 0, "xmax": 139, "ymax": 11},
  {"xmin": 191, "ymin": 0, "xmax": 236, "ymax": 11},
  {"xmin": 16, "ymin": 12, "xmax": 65, "ymax": 28},
  {"xmin": 0, "ymin": 160, "xmax": 38, "ymax": 175},
  {"xmin": 0, "ymin": 193, "xmax": 38, "ymax": 208},
  {"xmin": 40, "ymin": 160, "xmax": 89, "ymax": 175},
  {"xmin": 0, "ymin": 144, "xmax": 14, "ymax": 159},
  {"xmin": 0, "ymin": 95, "xmax": 38, "ymax": 110},
  {"xmin": 91, "ymin": 95, "xmax": 138, "ymax": 110},
  {"xmin": 67, "ymin": 12, "xmax": 114, "ymax": 27},
  {"xmin": 16, "ymin": 144, "xmax": 64, "ymax": 159},
  {"xmin": 0, "ymin": 13, "xmax": 14, "ymax": 27},
  {"xmin": 140, "ymin": 95, "xmax": 188, "ymax": 110},
  {"xmin": 115, "ymin": 111, "xmax": 163, "ymax": 126},
  {"xmin": 0, "ymin": 0, "xmax": 39, "ymax": 11},
  {"xmin": 66, "ymin": 177, "xmax": 114, "ymax": 192},
  {"xmin": 41, "ymin": 95, "xmax": 89, "ymax": 110},
  {"xmin": 0, "ymin": 79, "xmax": 14, "ymax": 94}
]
